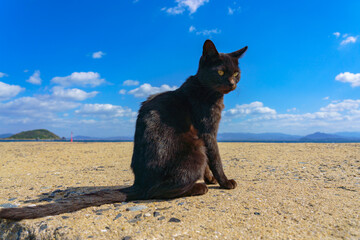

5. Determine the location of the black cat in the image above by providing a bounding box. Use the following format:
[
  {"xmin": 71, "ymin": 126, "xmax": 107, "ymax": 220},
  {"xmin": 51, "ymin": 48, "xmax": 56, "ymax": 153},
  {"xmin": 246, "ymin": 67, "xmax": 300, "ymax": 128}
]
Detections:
[{"xmin": 0, "ymin": 40, "xmax": 247, "ymax": 220}]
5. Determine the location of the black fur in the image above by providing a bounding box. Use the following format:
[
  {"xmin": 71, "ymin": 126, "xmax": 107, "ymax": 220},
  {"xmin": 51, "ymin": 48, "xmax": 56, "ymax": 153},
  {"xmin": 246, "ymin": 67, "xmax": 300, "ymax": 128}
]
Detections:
[{"xmin": 0, "ymin": 40, "xmax": 247, "ymax": 220}]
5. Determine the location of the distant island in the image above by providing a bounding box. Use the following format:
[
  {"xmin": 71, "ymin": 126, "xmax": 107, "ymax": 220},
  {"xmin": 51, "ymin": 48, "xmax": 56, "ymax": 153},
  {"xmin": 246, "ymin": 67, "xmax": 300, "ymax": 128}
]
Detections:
[
  {"xmin": 217, "ymin": 132, "xmax": 360, "ymax": 142},
  {"xmin": 6, "ymin": 129, "xmax": 60, "ymax": 140}
]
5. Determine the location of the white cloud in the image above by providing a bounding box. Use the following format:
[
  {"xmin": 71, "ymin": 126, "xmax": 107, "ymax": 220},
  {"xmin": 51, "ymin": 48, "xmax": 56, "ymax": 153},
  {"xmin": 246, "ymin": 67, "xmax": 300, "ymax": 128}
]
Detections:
[
  {"xmin": 26, "ymin": 70, "xmax": 42, "ymax": 85},
  {"xmin": 188, "ymin": 25, "xmax": 221, "ymax": 36},
  {"xmin": 119, "ymin": 89, "xmax": 127, "ymax": 94},
  {"xmin": 223, "ymin": 101, "xmax": 276, "ymax": 118},
  {"xmin": 228, "ymin": 6, "xmax": 241, "ymax": 15},
  {"xmin": 221, "ymin": 99, "xmax": 360, "ymax": 134},
  {"xmin": 320, "ymin": 99, "xmax": 360, "ymax": 112},
  {"xmin": 0, "ymin": 72, "xmax": 8, "ymax": 78},
  {"xmin": 128, "ymin": 83, "xmax": 178, "ymax": 98},
  {"xmin": 323, "ymin": 96, "xmax": 330, "ymax": 100},
  {"xmin": 123, "ymin": 80, "xmax": 139, "ymax": 86},
  {"xmin": 0, "ymin": 96, "xmax": 80, "ymax": 118},
  {"xmin": 335, "ymin": 72, "xmax": 360, "ymax": 87},
  {"xmin": 75, "ymin": 104, "xmax": 136, "ymax": 118},
  {"xmin": 287, "ymin": 107, "xmax": 297, "ymax": 112},
  {"xmin": 80, "ymin": 119, "xmax": 97, "ymax": 124},
  {"xmin": 0, "ymin": 81, "xmax": 24, "ymax": 101},
  {"xmin": 51, "ymin": 86, "xmax": 98, "ymax": 101},
  {"xmin": 333, "ymin": 32, "xmax": 340, "ymax": 38},
  {"xmin": 333, "ymin": 32, "xmax": 358, "ymax": 46},
  {"xmin": 51, "ymin": 72, "xmax": 105, "ymax": 87},
  {"xmin": 340, "ymin": 36, "xmax": 358, "ymax": 45},
  {"xmin": 163, "ymin": 0, "xmax": 209, "ymax": 15},
  {"xmin": 92, "ymin": 51, "xmax": 105, "ymax": 59},
  {"xmin": 0, "ymin": 95, "xmax": 82, "ymax": 134},
  {"xmin": 195, "ymin": 28, "xmax": 221, "ymax": 36}
]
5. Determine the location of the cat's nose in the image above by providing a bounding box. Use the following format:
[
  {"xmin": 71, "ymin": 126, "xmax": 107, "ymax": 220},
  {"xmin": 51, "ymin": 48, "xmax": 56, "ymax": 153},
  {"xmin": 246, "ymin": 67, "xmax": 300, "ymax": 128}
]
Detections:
[{"xmin": 228, "ymin": 79, "xmax": 236, "ymax": 89}]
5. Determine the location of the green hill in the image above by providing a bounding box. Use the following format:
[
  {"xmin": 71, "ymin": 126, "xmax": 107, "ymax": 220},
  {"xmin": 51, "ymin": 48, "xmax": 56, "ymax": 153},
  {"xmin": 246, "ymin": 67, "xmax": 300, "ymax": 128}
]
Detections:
[{"xmin": 9, "ymin": 129, "xmax": 60, "ymax": 140}]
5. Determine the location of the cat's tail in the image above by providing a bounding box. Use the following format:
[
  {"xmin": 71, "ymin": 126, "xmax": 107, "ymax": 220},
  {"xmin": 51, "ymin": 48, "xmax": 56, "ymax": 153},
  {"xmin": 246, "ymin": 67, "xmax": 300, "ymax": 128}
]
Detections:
[{"xmin": 0, "ymin": 187, "xmax": 140, "ymax": 221}]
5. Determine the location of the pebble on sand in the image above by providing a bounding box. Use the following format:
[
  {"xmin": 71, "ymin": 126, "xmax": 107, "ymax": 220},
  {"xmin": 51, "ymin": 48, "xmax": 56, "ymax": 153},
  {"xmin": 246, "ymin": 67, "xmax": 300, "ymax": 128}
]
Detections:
[
  {"xmin": 126, "ymin": 205, "xmax": 147, "ymax": 212},
  {"xmin": 169, "ymin": 217, "xmax": 181, "ymax": 223}
]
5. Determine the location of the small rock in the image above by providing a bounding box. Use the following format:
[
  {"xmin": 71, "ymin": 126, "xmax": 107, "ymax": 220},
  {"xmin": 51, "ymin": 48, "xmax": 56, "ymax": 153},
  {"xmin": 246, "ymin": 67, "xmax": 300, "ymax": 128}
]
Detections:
[
  {"xmin": 122, "ymin": 237, "xmax": 132, "ymax": 240},
  {"xmin": 134, "ymin": 213, "xmax": 142, "ymax": 219},
  {"xmin": 61, "ymin": 216, "xmax": 70, "ymax": 219},
  {"xmin": 178, "ymin": 202, "xmax": 185, "ymax": 206},
  {"xmin": 153, "ymin": 211, "xmax": 160, "ymax": 217},
  {"xmin": 0, "ymin": 203, "xmax": 18, "ymax": 208},
  {"xmin": 126, "ymin": 205, "xmax": 147, "ymax": 211},
  {"xmin": 54, "ymin": 226, "xmax": 63, "ymax": 232},
  {"xmin": 254, "ymin": 212, "xmax": 261, "ymax": 215},
  {"xmin": 128, "ymin": 218, "xmax": 140, "ymax": 223},
  {"xmin": 8, "ymin": 198, "xmax": 17, "ymax": 201},
  {"xmin": 156, "ymin": 206, "xmax": 172, "ymax": 210},
  {"xmin": 144, "ymin": 213, "xmax": 151, "ymax": 217},
  {"xmin": 113, "ymin": 213, "xmax": 122, "ymax": 220},
  {"xmin": 39, "ymin": 224, "xmax": 48, "ymax": 231},
  {"xmin": 169, "ymin": 217, "xmax": 181, "ymax": 223},
  {"xmin": 158, "ymin": 216, "xmax": 165, "ymax": 220},
  {"xmin": 94, "ymin": 208, "xmax": 111, "ymax": 214}
]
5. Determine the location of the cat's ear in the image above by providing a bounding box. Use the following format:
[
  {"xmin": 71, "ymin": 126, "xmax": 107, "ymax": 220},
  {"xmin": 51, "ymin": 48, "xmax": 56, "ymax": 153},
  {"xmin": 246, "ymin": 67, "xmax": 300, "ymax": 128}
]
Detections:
[
  {"xmin": 202, "ymin": 40, "xmax": 219, "ymax": 58},
  {"xmin": 228, "ymin": 46, "xmax": 248, "ymax": 59}
]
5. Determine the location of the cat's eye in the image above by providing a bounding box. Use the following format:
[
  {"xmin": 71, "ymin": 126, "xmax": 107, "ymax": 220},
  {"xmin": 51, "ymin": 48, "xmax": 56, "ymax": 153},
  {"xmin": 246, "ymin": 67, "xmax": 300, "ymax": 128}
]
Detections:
[
  {"xmin": 218, "ymin": 70, "xmax": 224, "ymax": 76},
  {"xmin": 233, "ymin": 72, "xmax": 239, "ymax": 77}
]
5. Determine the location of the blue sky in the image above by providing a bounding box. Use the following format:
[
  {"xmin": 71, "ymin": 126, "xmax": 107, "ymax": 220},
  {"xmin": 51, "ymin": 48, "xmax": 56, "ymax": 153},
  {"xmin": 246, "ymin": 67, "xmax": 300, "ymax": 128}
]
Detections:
[{"xmin": 1, "ymin": 0, "xmax": 360, "ymax": 137}]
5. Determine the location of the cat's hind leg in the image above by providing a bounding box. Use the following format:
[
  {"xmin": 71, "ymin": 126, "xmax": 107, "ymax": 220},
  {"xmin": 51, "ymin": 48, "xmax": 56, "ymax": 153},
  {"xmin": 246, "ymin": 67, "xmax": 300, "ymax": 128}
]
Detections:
[
  {"xmin": 204, "ymin": 164, "xmax": 217, "ymax": 185},
  {"xmin": 182, "ymin": 183, "xmax": 208, "ymax": 197}
]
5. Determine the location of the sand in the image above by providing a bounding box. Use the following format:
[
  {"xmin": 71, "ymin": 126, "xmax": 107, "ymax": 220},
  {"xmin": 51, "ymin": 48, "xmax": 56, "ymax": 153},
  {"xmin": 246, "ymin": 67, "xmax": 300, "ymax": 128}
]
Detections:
[{"xmin": 0, "ymin": 142, "xmax": 359, "ymax": 239}]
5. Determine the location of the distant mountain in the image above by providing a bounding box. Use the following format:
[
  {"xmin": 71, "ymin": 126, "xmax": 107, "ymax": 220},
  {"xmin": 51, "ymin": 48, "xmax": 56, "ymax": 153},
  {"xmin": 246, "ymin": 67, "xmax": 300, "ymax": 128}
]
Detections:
[
  {"xmin": 72, "ymin": 135, "xmax": 102, "ymax": 140},
  {"xmin": 71, "ymin": 132, "xmax": 360, "ymax": 142},
  {"xmin": 104, "ymin": 136, "xmax": 133, "ymax": 141},
  {"xmin": 8, "ymin": 129, "xmax": 60, "ymax": 140},
  {"xmin": 217, "ymin": 132, "xmax": 301, "ymax": 142},
  {"xmin": 335, "ymin": 132, "xmax": 360, "ymax": 139},
  {"xmin": 299, "ymin": 132, "xmax": 348, "ymax": 142},
  {"xmin": 0, "ymin": 133, "xmax": 13, "ymax": 139}
]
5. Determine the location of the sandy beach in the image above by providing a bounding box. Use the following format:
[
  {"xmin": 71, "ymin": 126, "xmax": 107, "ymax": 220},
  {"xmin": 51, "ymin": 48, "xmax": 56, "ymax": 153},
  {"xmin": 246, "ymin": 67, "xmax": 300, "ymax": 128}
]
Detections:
[{"xmin": 0, "ymin": 142, "xmax": 359, "ymax": 239}]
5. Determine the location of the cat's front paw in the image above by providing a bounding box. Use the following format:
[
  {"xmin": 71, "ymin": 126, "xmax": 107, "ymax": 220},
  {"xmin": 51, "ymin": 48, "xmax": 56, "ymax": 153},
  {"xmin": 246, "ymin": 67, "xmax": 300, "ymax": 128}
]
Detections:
[{"xmin": 220, "ymin": 179, "xmax": 237, "ymax": 189}]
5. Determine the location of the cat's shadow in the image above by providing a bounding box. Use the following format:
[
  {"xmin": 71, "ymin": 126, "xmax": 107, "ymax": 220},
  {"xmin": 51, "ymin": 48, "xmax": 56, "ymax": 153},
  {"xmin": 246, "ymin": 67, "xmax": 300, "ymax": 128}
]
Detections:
[
  {"xmin": 21, "ymin": 185, "xmax": 130, "ymax": 205},
  {"xmin": 20, "ymin": 184, "xmax": 215, "ymax": 205}
]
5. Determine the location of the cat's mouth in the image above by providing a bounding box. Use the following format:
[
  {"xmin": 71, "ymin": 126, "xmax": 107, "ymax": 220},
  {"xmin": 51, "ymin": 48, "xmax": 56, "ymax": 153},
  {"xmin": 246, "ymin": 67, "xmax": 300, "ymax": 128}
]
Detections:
[{"xmin": 216, "ymin": 85, "xmax": 236, "ymax": 94}]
